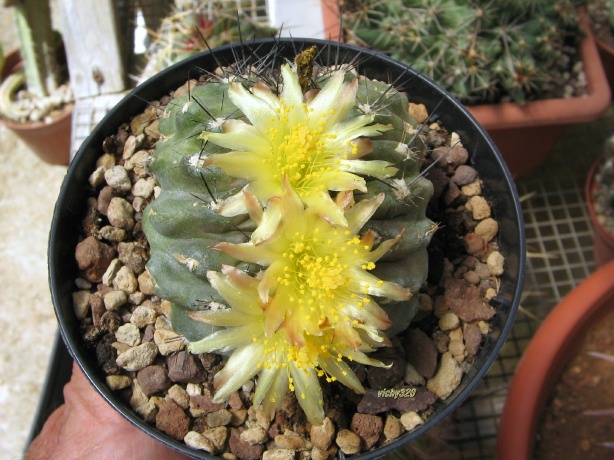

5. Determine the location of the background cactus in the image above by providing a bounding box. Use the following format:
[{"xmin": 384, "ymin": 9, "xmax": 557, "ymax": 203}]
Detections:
[
  {"xmin": 139, "ymin": 0, "xmax": 275, "ymax": 82},
  {"xmin": 143, "ymin": 49, "xmax": 434, "ymax": 360},
  {"xmin": 0, "ymin": 0, "xmax": 72, "ymax": 122},
  {"xmin": 340, "ymin": 0, "xmax": 585, "ymax": 104}
]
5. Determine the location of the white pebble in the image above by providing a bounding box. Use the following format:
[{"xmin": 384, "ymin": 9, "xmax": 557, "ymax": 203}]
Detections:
[
  {"xmin": 104, "ymin": 289, "xmax": 127, "ymax": 311},
  {"xmin": 130, "ymin": 305, "xmax": 157, "ymax": 328},
  {"xmin": 184, "ymin": 431, "xmax": 215, "ymax": 453},
  {"xmin": 104, "ymin": 165, "xmax": 132, "ymax": 192},
  {"xmin": 487, "ymin": 251, "xmax": 505, "ymax": 276},
  {"xmin": 72, "ymin": 290, "xmax": 91, "ymax": 319},
  {"xmin": 113, "ymin": 265, "xmax": 138, "ymax": 293},
  {"xmin": 427, "ymin": 352, "xmax": 462, "ymax": 399},
  {"xmin": 116, "ymin": 342, "xmax": 158, "ymax": 371},
  {"xmin": 400, "ymin": 412, "xmax": 424, "ymax": 431},
  {"xmin": 466, "ymin": 195, "xmax": 491, "ymax": 220},
  {"xmin": 439, "ymin": 312, "xmax": 460, "ymax": 331},
  {"xmin": 116, "ymin": 323, "xmax": 141, "ymax": 346}
]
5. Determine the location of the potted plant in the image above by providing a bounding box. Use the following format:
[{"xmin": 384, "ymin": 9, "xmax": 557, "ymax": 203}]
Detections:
[
  {"xmin": 137, "ymin": 0, "xmax": 276, "ymax": 82},
  {"xmin": 497, "ymin": 258, "xmax": 614, "ymax": 459},
  {"xmin": 588, "ymin": 0, "xmax": 614, "ymax": 92},
  {"xmin": 48, "ymin": 38, "xmax": 524, "ymax": 458},
  {"xmin": 586, "ymin": 133, "xmax": 614, "ymax": 268},
  {"xmin": 338, "ymin": 0, "xmax": 611, "ymax": 179},
  {"xmin": 0, "ymin": 0, "xmax": 73, "ymax": 165}
]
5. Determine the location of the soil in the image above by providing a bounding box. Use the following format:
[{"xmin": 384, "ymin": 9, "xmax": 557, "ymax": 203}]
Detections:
[
  {"xmin": 70, "ymin": 70, "xmax": 507, "ymax": 458},
  {"xmin": 535, "ymin": 308, "xmax": 614, "ymax": 459}
]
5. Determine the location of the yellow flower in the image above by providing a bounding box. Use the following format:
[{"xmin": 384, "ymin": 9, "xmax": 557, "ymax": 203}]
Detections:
[
  {"xmin": 203, "ymin": 64, "xmax": 396, "ymax": 234},
  {"xmin": 188, "ymin": 265, "xmax": 388, "ymax": 425},
  {"xmin": 213, "ymin": 182, "xmax": 411, "ymax": 349}
]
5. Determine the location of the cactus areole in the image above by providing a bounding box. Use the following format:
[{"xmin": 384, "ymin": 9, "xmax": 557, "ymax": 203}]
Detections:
[
  {"xmin": 49, "ymin": 38, "xmax": 524, "ymax": 459},
  {"xmin": 143, "ymin": 45, "xmax": 436, "ymax": 425}
]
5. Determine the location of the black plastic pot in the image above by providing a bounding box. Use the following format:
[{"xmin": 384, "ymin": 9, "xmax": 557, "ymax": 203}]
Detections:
[{"xmin": 49, "ymin": 38, "xmax": 525, "ymax": 459}]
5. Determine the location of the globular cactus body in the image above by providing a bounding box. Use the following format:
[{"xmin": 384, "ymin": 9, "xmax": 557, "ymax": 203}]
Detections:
[
  {"xmin": 143, "ymin": 47, "xmax": 435, "ymax": 422},
  {"xmin": 342, "ymin": 0, "xmax": 584, "ymax": 104}
]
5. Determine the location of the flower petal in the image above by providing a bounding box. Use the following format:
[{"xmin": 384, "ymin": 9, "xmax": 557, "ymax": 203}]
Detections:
[
  {"xmin": 290, "ymin": 363, "xmax": 325, "ymax": 425},
  {"xmin": 213, "ymin": 342, "xmax": 263, "ymax": 400},
  {"xmin": 188, "ymin": 324, "xmax": 259, "ymax": 354},
  {"xmin": 321, "ymin": 356, "xmax": 364, "ymax": 393},
  {"xmin": 227, "ymin": 81, "xmax": 277, "ymax": 132}
]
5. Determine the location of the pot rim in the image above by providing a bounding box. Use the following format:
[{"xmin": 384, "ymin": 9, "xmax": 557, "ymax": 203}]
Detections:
[
  {"xmin": 585, "ymin": 158, "xmax": 614, "ymax": 250},
  {"xmin": 49, "ymin": 37, "xmax": 525, "ymax": 459},
  {"xmin": 496, "ymin": 258, "xmax": 614, "ymax": 460}
]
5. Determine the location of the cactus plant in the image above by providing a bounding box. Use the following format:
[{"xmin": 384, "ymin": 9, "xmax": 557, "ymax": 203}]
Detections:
[
  {"xmin": 340, "ymin": 0, "xmax": 586, "ymax": 104},
  {"xmin": 142, "ymin": 45, "xmax": 435, "ymax": 423},
  {"xmin": 139, "ymin": 0, "xmax": 276, "ymax": 81},
  {"xmin": 0, "ymin": 0, "xmax": 72, "ymax": 122}
]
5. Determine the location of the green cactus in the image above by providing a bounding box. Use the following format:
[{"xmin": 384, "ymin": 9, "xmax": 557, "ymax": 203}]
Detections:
[
  {"xmin": 143, "ymin": 46, "xmax": 435, "ymax": 422},
  {"xmin": 0, "ymin": 0, "xmax": 71, "ymax": 122},
  {"xmin": 341, "ymin": 0, "xmax": 585, "ymax": 104},
  {"xmin": 139, "ymin": 1, "xmax": 276, "ymax": 81}
]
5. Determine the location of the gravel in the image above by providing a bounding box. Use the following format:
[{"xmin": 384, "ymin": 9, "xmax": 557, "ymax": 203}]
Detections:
[{"xmin": 69, "ymin": 81, "xmax": 507, "ymax": 459}]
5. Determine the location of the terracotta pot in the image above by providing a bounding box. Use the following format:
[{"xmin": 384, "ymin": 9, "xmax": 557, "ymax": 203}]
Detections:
[
  {"xmin": 0, "ymin": 49, "xmax": 72, "ymax": 166},
  {"xmin": 468, "ymin": 13, "xmax": 611, "ymax": 179},
  {"xmin": 595, "ymin": 36, "xmax": 614, "ymax": 98},
  {"xmin": 332, "ymin": 8, "xmax": 610, "ymax": 179},
  {"xmin": 496, "ymin": 258, "xmax": 614, "ymax": 460},
  {"xmin": 585, "ymin": 159, "xmax": 614, "ymax": 268},
  {"xmin": 49, "ymin": 38, "xmax": 525, "ymax": 459}
]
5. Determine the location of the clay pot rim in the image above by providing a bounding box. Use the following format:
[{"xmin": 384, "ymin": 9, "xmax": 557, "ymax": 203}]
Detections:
[{"xmin": 496, "ymin": 258, "xmax": 614, "ymax": 460}]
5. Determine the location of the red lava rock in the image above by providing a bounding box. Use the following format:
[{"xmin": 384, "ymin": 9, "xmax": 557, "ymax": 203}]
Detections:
[
  {"xmin": 75, "ymin": 236, "xmax": 116, "ymax": 282},
  {"xmin": 97, "ymin": 185, "xmax": 119, "ymax": 215},
  {"xmin": 156, "ymin": 399, "xmax": 190, "ymax": 441},
  {"xmin": 228, "ymin": 392, "xmax": 245, "ymax": 410},
  {"xmin": 350, "ymin": 413, "xmax": 383, "ymax": 450},
  {"xmin": 167, "ymin": 350, "xmax": 207, "ymax": 383},
  {"xmin": 90, "ymin": 294, "xmax": 105, "ymax": 327},
  {"xmin": 229, "ymin": 428, "xmax": 265, "ymax": 460},
  {"xmin": 405, "ymin": 328, "xmax": 438, "ymax": 379},
  {"xmin": 464, "ymin": 232, "xmax": 492, "ymax": 260},
  {"xmin": 137, "ymin": 365, "xmax": 172, "ymax": 395},
  {"xmin": 444, "ymin": 278, "xmax": 496, "ymax": 322},
  {"xmin": 463, "ymin": 324, "xmax": 483, "ymax": 356},
  {"xmin": 190, "ymin": 389, "xmax": 225, "ymax": 414}
]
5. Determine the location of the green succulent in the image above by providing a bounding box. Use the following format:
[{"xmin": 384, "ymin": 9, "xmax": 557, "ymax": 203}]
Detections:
[{"xmin": 341, "ymin": 0, "xmax": 585, "ymax": 104}]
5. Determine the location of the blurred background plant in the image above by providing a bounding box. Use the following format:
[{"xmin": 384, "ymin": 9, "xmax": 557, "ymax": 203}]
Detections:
[
  {"xmin": 340, "ymin": 0, "xmax": 586, "ymax": 104},
  {"xmin": 0, "ymin": 0, "xmax": 72, "ymax": 122},
  {"xmin": 138, "ymin": 0, "xmax": 275, "ymax": 81}
]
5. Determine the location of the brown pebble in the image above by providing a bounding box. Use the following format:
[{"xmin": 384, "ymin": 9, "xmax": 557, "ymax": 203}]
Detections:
[
  {"xmin": 405, "ymin": 328, "xmax": 438, "ymax": 379},
  {"xmin": 167, "ymin": 350, "xmax": 207, "ymax": 383},
  {"xmin": 351, "ymin": 414, "xmax": 383, "ymax": 450},
  {"xmin": 137, "ymin": 365, "xmax": 172, "ymax": 396},
  {"xmin": 156, "ymin": 399, "xmax": 190, "ymax": 441},
  {"xmin": 444, "ymin": 278, "xmax": 496, "ymax": 322},
  {"xmin": 229, "ymin": 428, "xmax": 265, "ymax": 460},
  {"xmin": 75, "ymin": 236, "xmax": 117, "ymax": 282}
]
